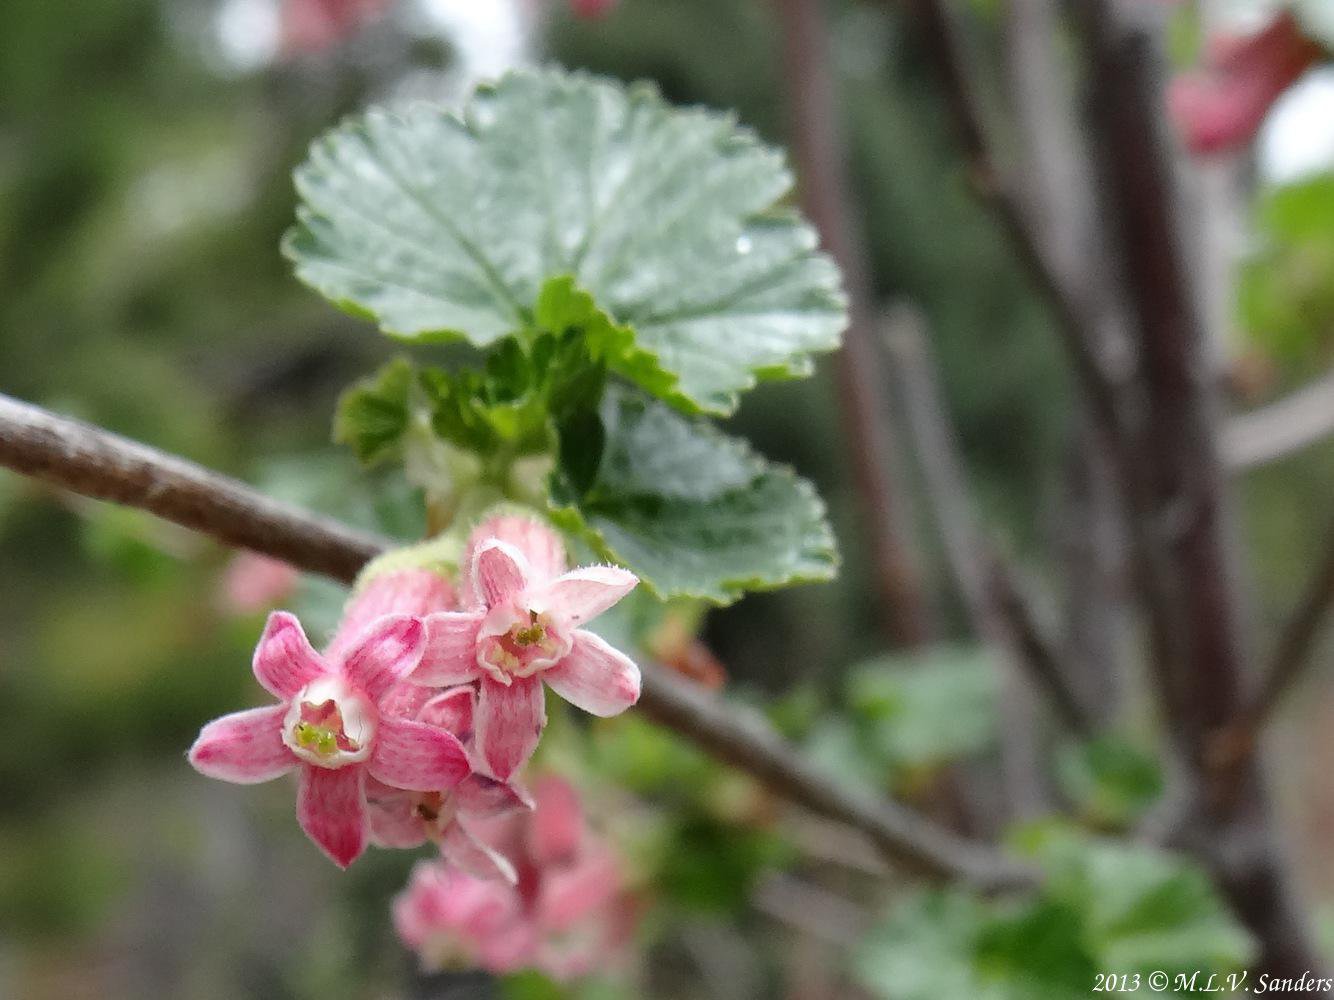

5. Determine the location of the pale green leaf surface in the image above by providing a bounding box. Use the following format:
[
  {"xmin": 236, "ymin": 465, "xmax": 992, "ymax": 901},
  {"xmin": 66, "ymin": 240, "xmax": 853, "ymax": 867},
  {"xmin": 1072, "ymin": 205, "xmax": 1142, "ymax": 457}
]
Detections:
[{"xmin": 285, "ymin": 69, "xmax": 845, "ymax": 414}]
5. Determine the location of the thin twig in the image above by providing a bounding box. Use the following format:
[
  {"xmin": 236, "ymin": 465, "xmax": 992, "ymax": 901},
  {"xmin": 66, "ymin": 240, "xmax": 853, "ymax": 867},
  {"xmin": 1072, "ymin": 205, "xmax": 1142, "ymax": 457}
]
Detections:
[
  {"xmin": 989, "ymin": 555, "xmax": 1094, "ymax": 733},
  {"xmin": 0, "ymin": 391, "xmax": 1034, "ymax": 892},
  {"xmin": 903, "ymin": 0, "xmax": 1126, "ymax": 451},
  {"xmin": 776, "ymin": 0, "xmax": 935, "ymax": 648},
  {"xmin": 1224, "ymin": 370, "xmax": 1334, "ymax": 470},
  {"xmin": 881, "ymin": 305, "xmax": 1094, "ymax": 734},
  {"xmin": 1239, "ymin": 511, "xmax": 1334, "ymax": 730},
  {"xmin": 753, "ymin": 873, "xmax": 869, "ymax": 947},
  {"xmin": 905, "ymin": 0, "xmax": 1183, "ymax": 717}
]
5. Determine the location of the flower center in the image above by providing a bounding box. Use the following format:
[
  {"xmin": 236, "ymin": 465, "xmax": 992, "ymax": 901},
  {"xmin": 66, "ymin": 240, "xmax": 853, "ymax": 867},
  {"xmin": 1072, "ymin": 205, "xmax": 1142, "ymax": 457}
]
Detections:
[
  {"xmin": 477, "ymin": 606, "xmax": 571, "ymax": 681},
  {"xmin": 282, "ymin": 676, "xmax": 377, "ymax": 767},
  {"xmin": 414, "ymin": 790, "xmax": 460, "ymax": 835}
]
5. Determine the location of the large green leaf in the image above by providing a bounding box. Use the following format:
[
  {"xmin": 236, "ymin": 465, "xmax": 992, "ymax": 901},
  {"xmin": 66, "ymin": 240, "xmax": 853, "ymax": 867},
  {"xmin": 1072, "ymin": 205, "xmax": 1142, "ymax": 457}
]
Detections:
[
  {"xmin": 548, "ymin": 386, "xmax": 837, "ymax": 603},
  {"xmin": 284, "ymin": 69, "xmax": 845, "ymax": 415}
]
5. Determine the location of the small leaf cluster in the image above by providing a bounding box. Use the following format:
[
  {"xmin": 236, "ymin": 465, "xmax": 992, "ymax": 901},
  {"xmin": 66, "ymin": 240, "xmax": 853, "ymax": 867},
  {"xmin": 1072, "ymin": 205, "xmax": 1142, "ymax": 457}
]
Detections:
[
  {"xmin": 299, "ymin": 69, "xmax": 845, "ymax": 603},
  {"xmin": 855, "ymin": 823, "xmax": 1256, "ymax": 1000}
]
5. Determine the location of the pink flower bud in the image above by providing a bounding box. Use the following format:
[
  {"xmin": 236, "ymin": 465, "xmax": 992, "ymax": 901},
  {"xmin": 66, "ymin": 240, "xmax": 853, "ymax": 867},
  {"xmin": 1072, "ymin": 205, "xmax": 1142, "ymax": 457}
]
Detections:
[{"xmin": 218, "ymin": 553, "xmax": 299, "ymax": 616}]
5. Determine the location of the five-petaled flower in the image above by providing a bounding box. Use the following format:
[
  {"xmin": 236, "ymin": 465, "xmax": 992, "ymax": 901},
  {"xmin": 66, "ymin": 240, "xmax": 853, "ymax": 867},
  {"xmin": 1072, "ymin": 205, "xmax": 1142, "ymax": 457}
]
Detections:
[
  {"xmin": 412, "ymin": 515, "xmax": 642, "ymax": 780},
  {"xmin": 189, "ymin": 609, "xmax": 470, "ymax": 867},
  {"xmin": 367, "ymin": 683, "xmax": 531, "ymax": 881}
]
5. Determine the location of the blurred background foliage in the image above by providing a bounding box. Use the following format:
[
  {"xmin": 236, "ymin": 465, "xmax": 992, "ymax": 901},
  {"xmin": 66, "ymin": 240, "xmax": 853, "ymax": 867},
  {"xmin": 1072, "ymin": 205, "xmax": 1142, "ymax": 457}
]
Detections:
[{"xmin": 4, "ymin": 0, "xmax": 1334, "ymax": 997}]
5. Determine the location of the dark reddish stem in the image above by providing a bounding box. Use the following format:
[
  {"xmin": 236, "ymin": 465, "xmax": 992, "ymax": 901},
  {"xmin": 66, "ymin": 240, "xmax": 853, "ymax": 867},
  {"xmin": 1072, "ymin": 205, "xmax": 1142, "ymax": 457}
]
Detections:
[{"xmin": 775, "ymin": 0, "xmax": 934, "ymax": 648}]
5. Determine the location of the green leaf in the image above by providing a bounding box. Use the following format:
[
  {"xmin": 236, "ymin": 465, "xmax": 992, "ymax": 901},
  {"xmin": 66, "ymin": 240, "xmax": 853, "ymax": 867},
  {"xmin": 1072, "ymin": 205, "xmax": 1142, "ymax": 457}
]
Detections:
[
  {"xmin": 419, "ymin": 329, "xmax": 606, "ymax": 461},
  {"xmin": 1239, "ymin": 174, "xmax": 1334, "ymax": 362},
  {"xmin": 804, "ymin": 716, "xmax": 890, "ymax": 795},
  {"xmin": 547, "ymin": 386, "xmax": 837, "ymax": 603},
  {"xmin": 333, "ymin": 358, "xmax": 414, "ymax": 465},
  {"xmin": 1056, "ymin": 736, "xmax": 1163, "ymax": 829},
  {"xmin": 285, "ymin": 69, "xmax": 845, "ymax": 415},
  {"xmin": 847, "ymin": 648, "xmax": 999, "ymax": 774},
  {"xmin": 856, "ymin": 825, "xmax": 1257, "ymax": 1000},
  {"xmin": 1013, "ymin": 823, "xmax": 1257, "ymax": 976},
  {"xmin": 855, "ymin": 891, "xmax": 1017, "ymax": 1000}
]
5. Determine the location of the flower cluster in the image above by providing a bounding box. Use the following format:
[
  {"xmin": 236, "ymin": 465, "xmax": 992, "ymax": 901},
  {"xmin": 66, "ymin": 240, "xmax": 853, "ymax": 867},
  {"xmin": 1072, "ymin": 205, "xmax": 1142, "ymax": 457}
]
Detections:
[
  {"xmin": 188, "ymin": 513, "xmax": 641, "ymax": 875},
  {"xmin": 394, "ymin": 775, "xmax": 637, "ymax": 980}
]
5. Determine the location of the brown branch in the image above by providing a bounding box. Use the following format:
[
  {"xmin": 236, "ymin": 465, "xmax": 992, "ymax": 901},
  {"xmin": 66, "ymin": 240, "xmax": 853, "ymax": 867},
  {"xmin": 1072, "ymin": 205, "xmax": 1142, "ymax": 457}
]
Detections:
[
  {"xmin": 905, "ymin": 0, "xmax": 1183, "ymax": 716},
  {"xmin": 1071, "ymin": 2, "xmax": 1325, "ymax": 984},
  {"xmin": 881, "ymin": 305, "xmax": 1094, "ymax": 734},
  {"xmin": 776, "ymin": 0, "xmax": 934, "ymax": 648},
  {"xmin": 0, "ymin": 391, "xmax": 1033, "ymax": 892},
  {"xmin": 1074, "ymin": 1, "xmax": 1245, "ymax": 752},
  {"xmin": 903, "ymin": 0, "xmax": 1127, "ymax": 454},
  {"xmin": 0, "ymin": 394, "xmax": 385, "ymax": 580},
  {"xmin": 753, "ymin": 872, "xmax": 869, "ymax": 947}
]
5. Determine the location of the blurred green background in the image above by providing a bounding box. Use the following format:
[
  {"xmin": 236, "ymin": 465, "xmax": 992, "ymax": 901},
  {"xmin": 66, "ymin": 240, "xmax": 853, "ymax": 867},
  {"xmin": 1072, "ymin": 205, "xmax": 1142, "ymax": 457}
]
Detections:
[{"xmin": 4, "ymin": 0, "xmax": 1334, "ymax": 997}]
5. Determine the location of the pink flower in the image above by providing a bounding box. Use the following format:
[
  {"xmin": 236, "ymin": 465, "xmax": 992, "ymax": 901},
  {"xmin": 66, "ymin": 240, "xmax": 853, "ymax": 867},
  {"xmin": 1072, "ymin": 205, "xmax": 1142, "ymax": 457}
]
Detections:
[
  {"xmin": 393, "ymin": 861, "xmax": 538, "ymax": 973},
  {"xmin": 413, "ymin": 515, "xmax": 641, "ymax": 780},
  {"xmin": 189, "ymin": 570, "xmax": 470, "ymax": 868},
  {"xmin": 393, "ymin": 775, "xmax": 637, "ymax": 980},
  {"xmin": 367, "ymin": 685, "xmax": 531, "ymax": 882},
  {"xmin": 1168, "ymin": 11, "xmax": 1323, "ymax": 155},
  {"xmin": 218, "ymin": 553, "xmax": 299, "ymax": 616}
]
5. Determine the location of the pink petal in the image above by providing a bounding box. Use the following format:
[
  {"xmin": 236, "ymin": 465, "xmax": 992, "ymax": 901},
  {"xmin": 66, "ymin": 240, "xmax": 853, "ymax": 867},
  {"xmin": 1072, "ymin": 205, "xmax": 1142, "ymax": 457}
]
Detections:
[
  {"xmin": 341, "ymin": 614, "xmax": 426, "ymax": 702},
  {"xmin": 475, "ymin": 675, "xmax": 546, "ymax": 781},
  {"xmin": 529, "ymin": 566, "xmax": 638, "ymax": 626},
  {"xmin": 538, "ymin": 846, "xmax": 621, "ymax": 931},
  {"xmin": 326, "ymin": 568, "xmax": 456, "ymax": 663},
  {"xmin": 544, "ymin": 630, "xmax": 641, "ymax": 717},
  {"xmin": 471, "ymin": 539, "xmax": 531, "ymax": 608},
  {"xmin": 462, "ymin": 515, "xmax": 567, "ymax": 604},
  {"xmin": 297, "ymin": 764, "xmax": 368, "ymax": 868},
  {"xmin": 366, "ymin": 782, "xmax": 428, "ymax": 849},
  {"xmin": 454, "ymin": 773, "xmax": 532, "ymax": 819},
  {"xmin": 369, "ymin": 717, "xmax": 471, "ymax": 791},
  {"xmin": 188, "ymin": 705, "xmax": 295, "ymax": 784},
  {"xmin": 443, "ymin": 821, "xmax": 519, "ymax": 884},
  {"xmin": 377, "ymin": 680, "xmax": 435, "ymax": 722},
  {"xmin": 418, "ymin": 686, "xmax": 476, "ymax": 737},
  {"xmin": 252, "ymin": 611, "xmax": 327, "ymax": 699},
  {"xmin": 412, "ymin": 611, "xmax": 484, "ymax": 685},
  {"xmin": 530, "ymin": 775, "xmax": 585, "ymax": 866}
]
